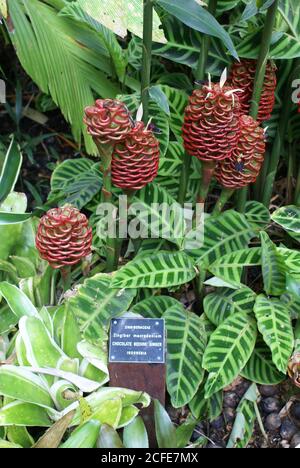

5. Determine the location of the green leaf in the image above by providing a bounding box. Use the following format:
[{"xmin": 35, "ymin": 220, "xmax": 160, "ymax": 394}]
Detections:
[
  {"xmin": 241, "ymin": 340, "xmax": 285, "ymax": 385},
  {"xmin": 0, "ymin": 137, "xmax": 22, "ymax": 204},
  {"xmin": 204, "ymin": 287, "xmax": 256, "ymax": 327},
  {"xmin": 132, "ymin": 183, "xmax": 186, "ymax": 247},
  {"xmin": 132, "ymin": 295, "xmax": 182, "ymax": 318},
  {"xmin": 260, "ymin": 232, "xmax": 286, "ymax": 296},
  {"xmin": 245, "ymin": 201, "xmax": 270, "ymax": 229},
  {"xmin": 188, "ymin": 210, "xmax": 256, "ymax": 268},
  {"xmin": 272, "ymin": 205, "xmax": 300, "ymax": 233},
  {"xmin": 149, "ymin": 86, "xmax": 170, "ymax": 115},
  {"xmin": 0, "ymin": 282, "xmax": 39, "ymax": 318},
  {"xmin": 97, "ymin": 424, "xmax": 124, "ymax": 448},
  {"xmin": 0, "ymin": 401, "xmax": 51, "ymax": 427},
  {"xmin": 7, "ymin": 425, "xmax": 34, "ymax": 448},
  {"xmin": 60, "ymin": 420, "xmax": 101, "ymax": 449},
  {"xmin": 158, "ymin": 142, "xmax": 183, "ymax": 178},
  {"xmin": 189, "ymin": 384, "xmax": 207, "ymax": 420},
  {"xmin": 61, "ymin": 0, "xmax": 166, "ymax": 44},
  {"xmin": 203, "ymin": 312, "xmax": 257, "ymax": 398},
  {"xmin": 0, "ymin": 212, "xmax": 31, "ymax": 225},
  {"xmin": 123, "ymin": 416, "xmax": 149, "ymax": 448},
  {"xmin": 165, "ymin": 306, "xmax": 207, "ymax": 407},
  {"xmin": 175, "ymin": 415, "xmax": 198, "ymax": 448},
  {"xmin": 0, "ymin": 365, "xmax": 54, "ymax": 409},
  {"xmin": 209, "ymin": 248, "xmax": 262, "ymax": 287},
  {"xmin": 254, "ymin": 295, "xmax": 294, "ymax": 374},
  {"xmin": 50, "ymin": 159, "xmax": 102, "ymax": 210},
  {"xmin": 8, "ymin": 0, "xmax": 120, "ymax": 155},
  {"xmin": 111, "ymin": 252, "xmax": 197, "ymax": 289},
  {"xmin": 154, "ymin": 399, "xmax": 177, "ymax": 449},
  {"xmin": 157, "ymin": 0, "xmax": 238, "ymax": 59},
  {"xmin": 68, "ymin": 273, "xmax": 136, "ymax": 342},
  {"xmin": 159, "ymin": 85, "xmax": 188, "ymax": 142},
  {"xmin": 227, "ymin": 384, "xmax": 258, "ymax": 449}
]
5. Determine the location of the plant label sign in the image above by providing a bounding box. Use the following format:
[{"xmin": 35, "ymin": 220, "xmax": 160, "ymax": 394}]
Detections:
[{"xmin": 109, "ymin": 318, "xmax": 165, "ymax": 364}]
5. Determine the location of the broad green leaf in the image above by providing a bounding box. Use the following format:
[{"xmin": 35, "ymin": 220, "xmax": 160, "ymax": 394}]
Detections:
[
  {"xmin": 0, "ymin": 137, "xmax": 22, "ymax": 204},
  {"xmin": 0, "ymin": 401, "xmax": 51, "ymax": 427},
  {"xmin": 149, "ymin": 86, "xmax": 170, "ymax": 115},
  {"xmin": 87, "ymin": 398, "xmax": 123, "ymax": 428},
  {"xmin": 158, "ymin": 142, "xmax": 183, "ymax": 178},
  {"xmin": 8, "ymin": 0, "xmax": 120, "ymax": 155},
  {"xmin": 272, "ymin": 205, "xmax": 300, "ymax": 233},
  {"xmin": 60, "ymin": 420, "xmax": 101, "ymax": 449},
  {"xmin": 227, "ymin": 384, "xmax": 258, "ymax": 449},
  {"xmin": 0, "ymin": 282, "xmax": 39, "ymax": 318},
  {"xmin": 123, "ymin": 416, "xmax": 149, "ymax": 449},
  {"xmin": 60, "ymin": 306, "xmax": 82, "ymax": 359},
  {"xmin": 97, "ymin": 424, "xmax": 124, "ymax": 448},
  {"xmin": 154, "ymin": 399, "xmax": 177, "ymax": 449},
  {"xmin": 159, "ymin": 85, "xmax": 188, "ymax": 142},
  {"xmin": 61, "ymin": 0, "xmax": 166, "ymax": 43},
  {"xmin": 0, "ymin": 365, "xmax": 54, "ymax": 409},
  {"xmin": 279, "ymin": 247, "xmax": 300, "ymax": 273},
  {"xmin": 50, "ymin": 380, "xmax": 78, "ymax": 411},
  {"xmin": 209, "ymin": 248, "xmax": 262, "ymax": 287},
  {"xmin": 118, "ymin": 405, "xmax": 139, "ymax": 428},
  {"xmin": 254, "ymin": 295, "xmax": 294, "ymax": 374},
  {"xmin": 165, "ymin": 306, "xmax": 207, "ymax": 407},
  {"xmin": 0, "ymin": 305, "xmax": 19, "ymax": 334},
  {"xmin": 111, "ymin": 252, "xmax": 197, "ymax": 289},
  {"xmin": 281, "ymin": 293, "xmax": 300, "ymax": 320},
  {"xmin": 157, "ymin": 0, "xmax": 238, "ymax": 59},
  {"xmin": 19, "ymin": 316, "xmax": 68, "ymax": 369},
  {"xmin": 0, "ymin": 212, "xmax": 31, "ymax": 225},
  {"xmin": 6, "ymin": 426, "xmax": 34, "ymax": 448},
  {"xmin": 204, "ymin": 287, "xmax": 256, "ymax": 327},
  {"xmin": 132, "ymin": 183, "xmax": 186, "ymax": 247},
  {"xmin": 10, "ymin": 256, "xmax": 36, "ymax": 278},
  {"xmin": 260, "ymin": 232, "xmax": 286, "ymax": 296},
  {"xmin": 208, "ymin": 390, "xmax": 223, "ymax": 422},
  {"xmin": 241, "ymin": 340, "xmax": 285, "ymax": 385},
  {"xmin": 50, "ymin": 159, "xmax": 102, "ymax": 210},
  {"xmin": 132, "ymin": 295, "xmax": 182, "ymax": 318},
  {"xmin": 188, "ymin": 210, "xmax": 256, "ymax": 268},
  {"xmin": 189, "ymin": 384, "xmax": 207, "ymax": 420},
  {"xmin": 245, "ymin": 201, "xmax": 271, "ymax": 228},
  {"xmin": 58, "ymin": 387, "xmax": 151, "ymax": 427},
  {"xmin": 175, "ymin": 415, "xmax": 198, "ymax": 448},
  {"xmin": 68, "ymin": 273, "xmax": 136, "ymax": 341},
  {"xmin": 203, "ymin": 313, "xmax": 257, "ymax": 398}
]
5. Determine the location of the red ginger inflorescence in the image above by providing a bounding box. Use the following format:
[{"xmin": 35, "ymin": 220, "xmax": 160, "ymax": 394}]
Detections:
[
  {"xmin": 36, "ymin": 206, "xmax": 92, "ymax": 269},
  {"xmin": 215, "ymin": 115, "xmax": 266, "ymax": 189},
  {"xmin": 112, "ymin": 121, "xmax": 160, "ymax": 191},
  {"xmin": 84, "ymin": 99, "xmax": 133, "ymax": 145},
  {"xmin": 229, "ymin": 59, "xmax": 277, "ymax": 123},
  {"xmin": 182, "ymin": 83, "xmax": 241, "ymax": 162}
]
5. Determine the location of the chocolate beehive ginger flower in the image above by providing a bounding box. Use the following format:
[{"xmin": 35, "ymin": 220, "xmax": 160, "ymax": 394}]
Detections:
[
  {"xmin": 229, "ymin": 59, "xmax": 277, "ymax": 123},
  {"xmin": 84, "ymin": 99, "xmax": 133, "ymax": 145},
  {"xmin": 36, "ymin": 206, "xmax": 92, "ymax": 269},
  {"xmin": 112, "ymin": 121, "xmax": 160, "ymax": 191},
  {"xmin": 182, "ymin": 83, "xmax": 241, "ymax": 162},
  {"xmin": 215, "ymin": 115, "xmax": 266, "ymax": 189}
]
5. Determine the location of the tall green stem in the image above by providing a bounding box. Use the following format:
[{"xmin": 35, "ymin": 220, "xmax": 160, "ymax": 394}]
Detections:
[
  {"xmin": 295, "ymin": 164, "xmax": 300, "ymax": 206},
  {"xmin": 212, "ymin": 188, "xmax": 234, "ymax": 215},
  {"xmin": 236, "ymin": 0, "xmax": 279, "ymax": 213},
  {"xmin": 262, "ymin": 59, "xmax": 300, "ymax": 207},
  {"xmin": 141, "ymin": 0, "xmax": 153, "ymax": 124},
  {"xmin": 178, "ymin": 0, "xmax": 218, "ymax": 206}
]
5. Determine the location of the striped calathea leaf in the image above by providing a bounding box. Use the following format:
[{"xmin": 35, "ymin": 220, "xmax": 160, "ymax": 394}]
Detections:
[
  {"xmin": 260, "ymin": 232, "xmax": 286, "ymax": 296},
  {"xmin": 254, "ymin": 295, "xmax": 294, "ymax": 374},
  {"xmin": 164, "ymin": 305, "xmax": 207, "ymax": 407},
  {"xmin": 241, "ymin": 340, "xmax": 285, "ymax": 385},
  {"xmin": 203, "ymin": 312, "xmax": 257, "ymax": 398},
  {"xmin": 111, "ymin": 252, "xmax": 197, "ymax": 289},
  {"xmin": 227, "ymin": 384, "xmax": 258, "ymax": 449},
  {"xmin": 68, "ymin": 273, "xmax": 137, "ymax": 342}
]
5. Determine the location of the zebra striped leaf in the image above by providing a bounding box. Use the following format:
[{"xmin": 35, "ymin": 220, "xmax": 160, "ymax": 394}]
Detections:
[
  {"xmin": 254, "ymin": 295, "xmax": 294, "ymax": 374},
  {"xmin": 245, "ymin": 201, "xmax": 270, "ymax": 229},
  {"xmin": 227, "ymin": 384, "xmax": 258, "ymax": 449},
  {"xmin": 241, "ymin": 340, "xmax": 285, "ymax": 385},
  {"xmin": 111, "ymin": 252, "xmax": 197, "ymax": 289},
  {"xmin": 272, "ymin": 205, "xmax": 300, "ymax": 233},
  {"xmin": 158, "ymin": 142, "xmax": 183, "ymax": 178},
  {"xmin": 260, "ymin": 232, "xmax": 286, "ymax": 296},
  {"xmin": 131, "ymin": 296, "xmax": 182, "ymax": 318},
  {"xmin": 278, "ymin": 247, "xmax": 300, "ymax": 273},
  {"xmin": 165, "ymin": 306, "xmax": 207, "ymax": 407},
  {"xmin": 209, "ymin": 248, "xmax": 262, "ymax": 287},
  {"xmin": 203, "ymin": 312, "xmax": 257, "ymax": 398},
  {"xmin": 159, "ymin": 85, "xmax": 188, "ymax": 142},
  {"xmin": 50, "ymin": 158, "xmax": 102, "ymax": 210},
  {"xmin": 132, "ymin": 183, "xmax": 186, "ymax": 247},
  {"xmin": 68, "ymin": 274, "xmax": 136, "ymax": 341},
  {"xmin": 188, "ymin": 210, "xmax": 256, "ymax": 268},
  {"xmin": 204, "ymin": 287, "xmax": 256, "ymax": 327}
]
